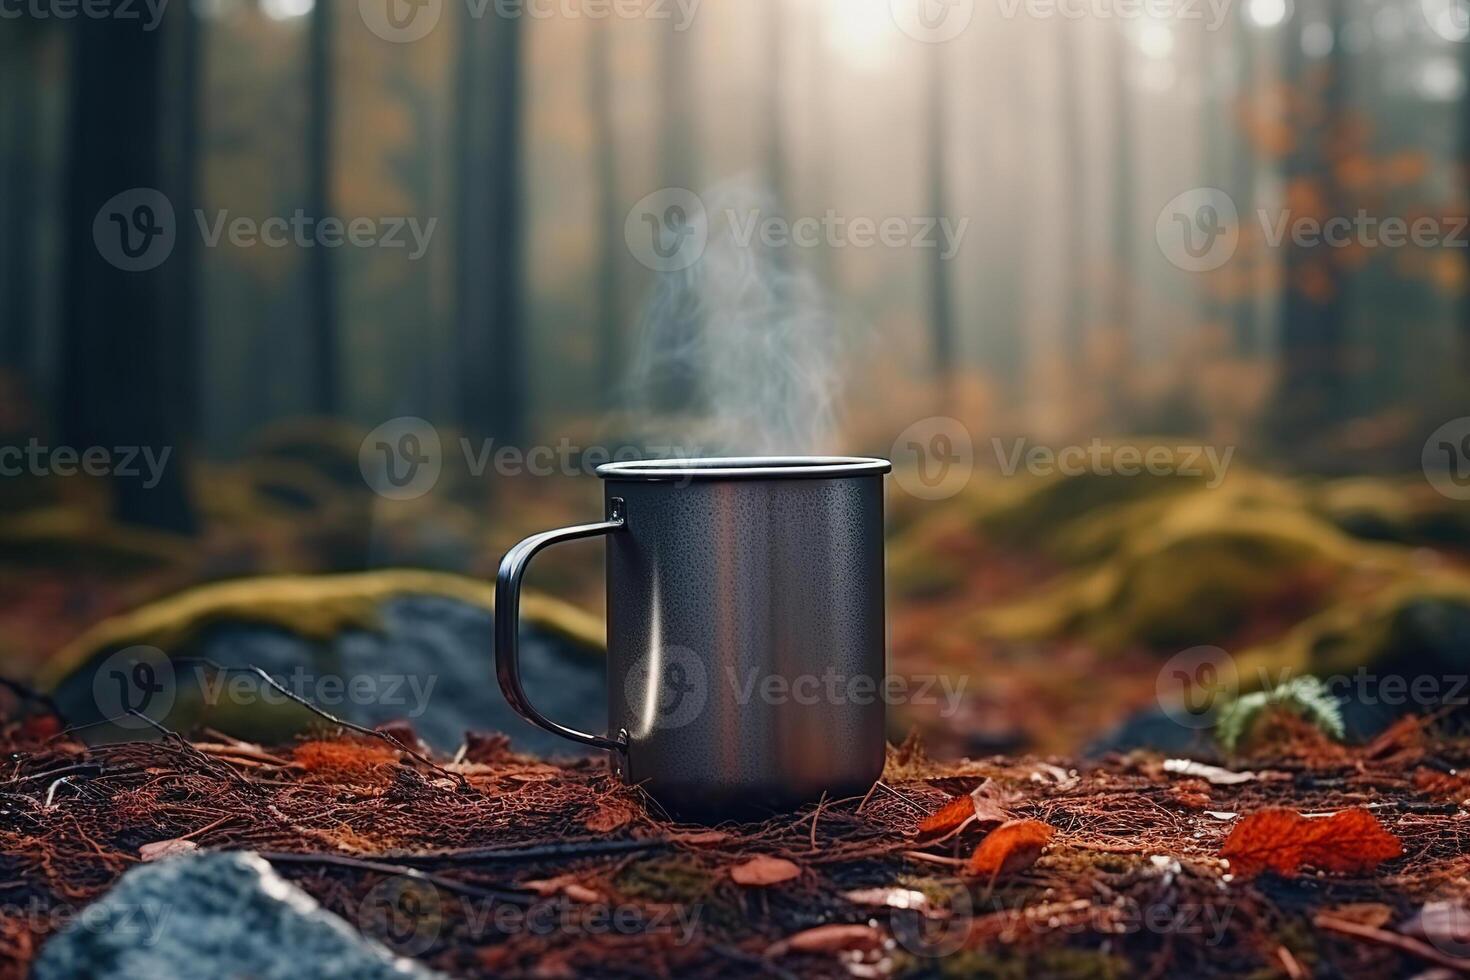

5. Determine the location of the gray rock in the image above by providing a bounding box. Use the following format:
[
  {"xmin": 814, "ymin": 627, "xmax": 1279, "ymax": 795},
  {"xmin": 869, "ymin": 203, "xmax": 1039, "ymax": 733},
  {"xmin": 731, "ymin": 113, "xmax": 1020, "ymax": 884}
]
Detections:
[
  {"xmin": 32, "ymin": 852, "xmax": 442, "ymax": 980},
  {"xmin": 53, "ymin": 593, "xmax": 607, "ymax": 755}
]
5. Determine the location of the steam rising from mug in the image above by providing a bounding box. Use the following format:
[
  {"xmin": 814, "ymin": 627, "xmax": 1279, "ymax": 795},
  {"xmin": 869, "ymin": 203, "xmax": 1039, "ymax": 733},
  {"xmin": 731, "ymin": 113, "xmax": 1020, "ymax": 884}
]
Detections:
[{"xmin": 626, "ymin": 180, "xmax": 842, "ymax": 456}]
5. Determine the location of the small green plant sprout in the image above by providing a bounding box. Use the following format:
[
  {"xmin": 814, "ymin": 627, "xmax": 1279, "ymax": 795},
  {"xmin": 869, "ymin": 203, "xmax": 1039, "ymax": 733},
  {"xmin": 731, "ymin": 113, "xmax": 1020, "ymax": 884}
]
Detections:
[{"xmin": 1215, "ymin": 675, "xmax": 1345, "ymax": 752}]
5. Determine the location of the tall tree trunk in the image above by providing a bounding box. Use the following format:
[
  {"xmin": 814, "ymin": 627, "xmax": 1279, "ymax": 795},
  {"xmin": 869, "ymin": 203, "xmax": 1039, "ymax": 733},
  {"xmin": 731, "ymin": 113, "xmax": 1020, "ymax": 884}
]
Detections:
[
  {"xmin": 1108, "ymin": 27, "xmax": 1135, "ymax": 351},
  {"xmin": 925, "ymin": 39, "xmax": 956, "ymax": 405},
  {"xmin": 0, "ymin": 27, "xmax": 38, "ymax": 379},
  {"xmin": 646, "ymin": 18, "xmax": 701, "ymax": 416},
  {"xmin": 1230, "ymin": 16, "xmax": 1257, "ymax": 356},
  {"xmin": 61, "ymin": 16, "xmax": 195, "ymax": 532},
  {"xmin": 1462, "ymin": 29, "xmax": 1470, "ymax": 374},
  {"xmin": 454, "ymin": 7, "xmax": 525, "ymax": 443},
  {"xmin": 1275, "ymin": 1, "xmax": 1347, "ymax": 446},
  {"xmin": 307, "ymin": 0, "xmax": 338, "ymax": 416},
  {"xmin": 1057, "ymin": 23, "xmax": 1086, "ymax": 373},
  {"xmin": 589, "ymin": 25, "xmax": 623, "ymax": 407},
  {"xmin": 764, "ymin": 0, "xmax": 788, "ymax": 219},
  {"xmin": 160, "ymin": 0, "xmax": 201, "ymax": 445}
]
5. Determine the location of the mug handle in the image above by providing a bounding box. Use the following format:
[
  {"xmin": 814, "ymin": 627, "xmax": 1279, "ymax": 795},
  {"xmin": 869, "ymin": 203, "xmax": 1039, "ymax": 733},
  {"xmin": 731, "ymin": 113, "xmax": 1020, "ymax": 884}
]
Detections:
[{"xmin": 495, "ymin": 496, "xmax": 628, "ymax": 753}]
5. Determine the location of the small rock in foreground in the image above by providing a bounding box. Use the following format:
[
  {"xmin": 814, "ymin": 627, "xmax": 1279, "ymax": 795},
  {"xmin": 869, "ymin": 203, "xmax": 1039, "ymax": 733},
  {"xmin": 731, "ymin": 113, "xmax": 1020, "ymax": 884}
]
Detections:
[{"xmin": 32, "ymin": 851, "xmax": 442, "ymax": 980}]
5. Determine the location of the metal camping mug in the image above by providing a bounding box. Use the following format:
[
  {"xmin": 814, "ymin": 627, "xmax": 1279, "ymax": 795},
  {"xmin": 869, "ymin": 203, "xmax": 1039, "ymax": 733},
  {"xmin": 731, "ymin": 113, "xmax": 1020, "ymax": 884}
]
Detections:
[{"xmin": 495, "ymin": 456, "xmax": 891, "ymax": 816}]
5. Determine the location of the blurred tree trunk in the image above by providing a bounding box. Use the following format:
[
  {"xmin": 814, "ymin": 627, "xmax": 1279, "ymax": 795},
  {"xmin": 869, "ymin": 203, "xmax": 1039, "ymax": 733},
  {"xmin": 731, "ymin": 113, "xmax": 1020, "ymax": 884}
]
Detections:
[
  {"xmin": 0, "ymin": 26, "xmax": 38, "ymax": 380},
  {"xmin": 589, "ymin": 25, "xmax": 623, "ymax": 407},
  {"xmin": 764, "ymin": 0, "xmax": 789, "ymax": 220},
  {"xmin": 1274, "ymin": 3, "xmax": 1347, "ymax": 444},
  {"xmin": 159, "ymin": 1, "xmax": 201, "ymax": 445},
  {"xmin": 307, "ymin": 0, "xmax": 338, "ymax": 416},
  {"xmin": 647, "ymin": 18, "xmax": 702, "ymax": 416},
  {"xmin": 1057, "ymin": 23, "xmax": 1086, "ymax": 373},
  {"xmin": 61, "ymin": 17, "xmax": 195, "ymax": 532},
  {"xmin": 925, "ymin": 39, "xmax": 956, "ymax": 405},
  {"xmin": 1107, "ymin": 26, "xmax": 1135, "ymax": 376},
  {"xmin": 454, "ymin": 6, "xmax": 525, "ymax": 443},
  {"xmin": 1462, "ymin": 33, "xmax": 1470, "ymax": 373},
  {"xmin": 802, "ymin": 0, "xmax": 836, "ymax": 290},
  {"xmin": 1229, "ymin": 16, "xmax": 1257, "ymax": 356}
]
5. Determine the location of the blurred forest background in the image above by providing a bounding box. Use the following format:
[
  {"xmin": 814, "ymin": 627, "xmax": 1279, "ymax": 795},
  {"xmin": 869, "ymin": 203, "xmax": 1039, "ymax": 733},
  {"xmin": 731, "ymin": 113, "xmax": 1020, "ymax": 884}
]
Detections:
[{"xmin": 1, "ymin": 0, "xmax": 1469, "ymax": 757}]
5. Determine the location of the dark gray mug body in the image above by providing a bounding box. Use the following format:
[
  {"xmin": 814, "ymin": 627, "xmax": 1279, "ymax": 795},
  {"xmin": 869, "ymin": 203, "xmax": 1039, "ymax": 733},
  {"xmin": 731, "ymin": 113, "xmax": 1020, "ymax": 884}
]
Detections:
[{"xmin": 495, "ymin": 457, "xmax": 890, "ymax": 818}]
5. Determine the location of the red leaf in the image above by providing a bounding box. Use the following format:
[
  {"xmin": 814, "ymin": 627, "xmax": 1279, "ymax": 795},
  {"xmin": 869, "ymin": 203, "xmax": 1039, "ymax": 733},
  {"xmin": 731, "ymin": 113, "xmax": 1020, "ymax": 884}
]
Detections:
[
  {"xmin": 1219, "ymin": 808, "xmax": 1402, "ymax": 878},
  {"xmin": 964, "ymin": 819, "xmax": 1054, "ymax": 878}
]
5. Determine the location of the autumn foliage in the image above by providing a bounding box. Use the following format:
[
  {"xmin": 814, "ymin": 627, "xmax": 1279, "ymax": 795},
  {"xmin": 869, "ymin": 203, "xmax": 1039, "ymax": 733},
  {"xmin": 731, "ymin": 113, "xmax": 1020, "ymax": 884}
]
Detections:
[
  {"xmin": 1219, "ymin": 808, "xmax": 1403, "ymax": 878},
  {"xmin": 964, "ymin": 819, "xmax": 1055, "ymax": 879}
]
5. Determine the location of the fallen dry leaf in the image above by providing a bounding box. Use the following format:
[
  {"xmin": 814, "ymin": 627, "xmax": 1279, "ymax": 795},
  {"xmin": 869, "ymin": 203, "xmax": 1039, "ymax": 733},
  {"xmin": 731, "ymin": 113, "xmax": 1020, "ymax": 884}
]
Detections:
[
  {"xmin": 730, "ymin": 855, "xmax": 801, "ymax": 886},
  {"xmin": 917, "ymin": 780, "xmax": 1012, "ymax": 834},
  {"xmin": 965, "ymin": 819, "xmax": 1054, "ymax": 878},
  {"xmin": 139, "ymin": 838, "xmax": 197, "ymax": 861},
  {"xmin": 765, "ymin": 924, "xmax": 885, "ymax": 957},
  {"xmin": 1164, "ymin": 759, "xmax": 1256, "ymax": 786},
  {"xmin": 1219, "ymin": 808, "xmax": 1403, "ymax": 877},
  {"xmin": 583, "ymin": 800, "xmax": 635, "ymax": 832},
  {"xmin": 523, "ymin": 876, "xmax": 603, "ymax": 904}
]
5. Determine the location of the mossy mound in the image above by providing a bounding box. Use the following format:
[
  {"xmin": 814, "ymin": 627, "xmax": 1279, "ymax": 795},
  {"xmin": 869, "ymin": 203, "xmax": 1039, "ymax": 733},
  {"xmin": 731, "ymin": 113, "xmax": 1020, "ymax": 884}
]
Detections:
[
  {"xmin": 969, "ymin": 479, "xmax": 1401, "ymax": 653},
  {"xmin": 40, "ymin": 567, "xmax": 604, "ymax": 692},
  {"xmin": 1234, "ymin": 573, "xmax": 1470, "ymax": 690},
  {"xmin": 0, "ymin": 506, "xmax": 192, "ymax": 573},
  {"xmin": 1310, "ymin": 476, "xmax": 1470, "ymax": 550},
  {"xmin": 244, "ymin": 417, "xmax": 374, "ymax": 493}
]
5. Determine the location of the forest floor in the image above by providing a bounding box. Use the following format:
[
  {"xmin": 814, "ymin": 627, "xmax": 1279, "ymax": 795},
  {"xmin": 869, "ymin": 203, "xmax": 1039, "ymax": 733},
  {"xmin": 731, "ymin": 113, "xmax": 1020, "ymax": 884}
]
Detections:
[{"xmin": 2, "ymin": 704, "xmax": 1469, "ymax": 980}]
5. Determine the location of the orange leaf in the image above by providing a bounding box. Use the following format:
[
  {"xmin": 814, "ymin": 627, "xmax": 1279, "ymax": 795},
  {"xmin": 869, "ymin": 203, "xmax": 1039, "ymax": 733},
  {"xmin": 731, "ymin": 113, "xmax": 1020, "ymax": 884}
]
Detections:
[
  {"xmin": 765, "ymin": 924, "xmax": 885, "ymax": 957},
  {"xmin": 730, "ymin": 855, "xmax": 801, "ymax": 886},
  {"xmin": 917, "ymin": 781, "xmax": 1012, "ymax": 834},
  {"xmin": 1220, "ymin": 808, "xmax": 1402, "ymax": 878},
  {"xmin": 917, "ymin": 796, "xmax": 975, "ymax": 834},
  {"xmin": 964, "ymin": 819, "xmax": 1054, "ymax": 878}
]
